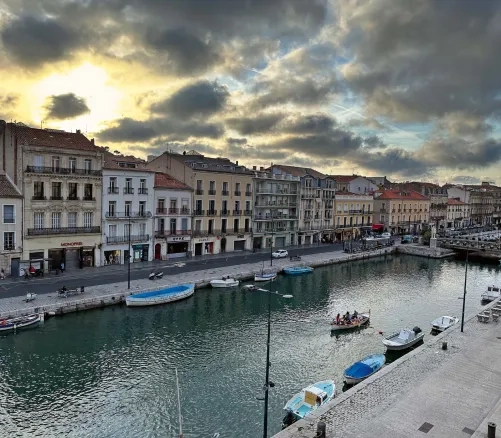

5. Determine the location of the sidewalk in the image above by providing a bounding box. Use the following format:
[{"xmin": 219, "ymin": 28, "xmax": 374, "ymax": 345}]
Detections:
[{"xmin": 274, "ymin": 301, "xmax": 501, "ymax": 438}]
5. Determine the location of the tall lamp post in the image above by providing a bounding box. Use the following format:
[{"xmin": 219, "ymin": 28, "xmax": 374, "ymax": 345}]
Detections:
[
  {"xmin": 460, "ymin": 248, "xmax": 468, "ymax": 332},
  {"xmin": 270, "ymin": 215, "xmax": 275, "ymax": 267},
  {"xmin": 128, "ymin": 213, "xmax": 131, "ymax": 289},
  {"xmin": 255, "ymin": 281, "xmax": 293, "ymax": 438}
]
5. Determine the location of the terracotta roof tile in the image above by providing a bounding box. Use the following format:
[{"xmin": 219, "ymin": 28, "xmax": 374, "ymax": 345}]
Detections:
[
  {"xmin": 447, "ymin": 198, "xmax": 465, "ymax": 205},
  {"xmin": 330, "ymin": 174, "xmax": 358, "ymax": 183},
  {"xmin": 0, "ymin": 173, "xmax": 22, "ymax": 198},
  {"xmin": 103, "ymin": 151, "xmax": 151, "ymax": 171},
  {"xmin": 377, "ymin": 190, "xmax": 429, "ymax": 200},
  {"xmin": 155, "ymin": 173, "xmax": 192, "ymax": 190}
]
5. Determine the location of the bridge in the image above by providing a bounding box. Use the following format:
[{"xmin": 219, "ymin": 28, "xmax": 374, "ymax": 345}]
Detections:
[{"xmin": 438, "ymin": 237, "xmax": 501, "ymax": 260}]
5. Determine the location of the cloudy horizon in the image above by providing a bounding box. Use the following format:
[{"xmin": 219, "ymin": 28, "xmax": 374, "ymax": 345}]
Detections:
[{"xmin": 1, "ymin": 0, "xmax": 500, "ymax": 184}]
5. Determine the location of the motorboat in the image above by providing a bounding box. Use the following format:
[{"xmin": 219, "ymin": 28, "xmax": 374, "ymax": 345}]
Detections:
[
  {"xmin": 430, "ymin": 316, "xmax": 459, "ymax": 333},
  {"xmin": 330, "ymin": 311, "xmax": 370, "ymax": 332},
  {"xmin": 126, "ymin": 283, "xmax": 195, "ymax": 307},
  {"xmin": 242, "ymin": 284, "xmax": 259, "ymax": 291},
  {"xmin": 282, "ymin": 380, "xmax": 336, "ymax": 429},
  {"xmin": 344, "ymin": 354, "xmax": 385, "ymax": 385},
  {"xmin": 0, "ymin": 313, "xmax": 44, "ymax": 332},
  {"xmin": 210, "ymin": 277, "xmax": 239, "ymax": 288},
  {"xmin": 254, "ymin": 272, "xmax": 277, "ymax": 282},
  {"xmin": 382, "ymin": 327, "xmax": 424, "ymax": 351},
  {"xmin": 283, "ymin": 266, "xmax": 314, "ymax": 276},
  {"xmin": 481, "ymin": 285, "xmax": 501, "ymax": 303}
]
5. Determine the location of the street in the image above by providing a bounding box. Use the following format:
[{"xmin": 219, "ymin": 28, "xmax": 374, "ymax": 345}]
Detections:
[{"xmin": 0, "ymin": 243, "xmax": 346, "ymax": 298}]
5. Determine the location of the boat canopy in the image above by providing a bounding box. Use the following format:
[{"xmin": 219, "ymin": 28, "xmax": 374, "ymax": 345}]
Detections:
[
  {"xmin": 397, "ymin": 330, "xmax": 411, "ymax": 341},
  {"xmin": 304, "ymin": 386, "xmax": 326, "ymax": 406},
  {"xmin": 346, "ymin": 362, "xmax": 373, "ymax": 378}
]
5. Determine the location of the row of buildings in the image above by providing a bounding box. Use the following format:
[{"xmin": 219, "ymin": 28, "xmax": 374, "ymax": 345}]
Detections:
[{"xmin": 0, "ymin": 121, "xmax": 497, "ymax": 274}]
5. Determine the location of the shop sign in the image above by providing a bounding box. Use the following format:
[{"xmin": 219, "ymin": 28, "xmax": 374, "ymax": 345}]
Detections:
[
  {"xmin": 168, "ymin": 236, "xmax": 191, "ymax": 242},
  {"xmin": 195, "ymin": 237, "xmax": 212, "ymax": 242},
  {"xmin": 61, "ymin": 242, "xmax": 83, "ymax": 247}
]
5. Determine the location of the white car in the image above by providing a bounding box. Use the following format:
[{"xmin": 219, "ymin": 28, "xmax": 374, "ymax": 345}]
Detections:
[
  {"xmin": 272, "ymin": 249, "xmax": 288, "ymax": 258},
  {"xmin": 381, "ymin": 232, "xmax": 391, "ymax": 238}
]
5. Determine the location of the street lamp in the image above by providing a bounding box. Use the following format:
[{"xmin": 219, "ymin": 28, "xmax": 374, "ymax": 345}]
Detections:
[
  {"xmin": 254, "ymin": 281, "xmax": 293, "ymax": 438},
  {"xmin": 270, "ymin": 215, "xmax": 275, "ymax": 267},
  {"xmin": 128, "ymin": 213, "xmax": 131, "ymax": 289},
  {"xmin": 460, "ymin": 248, "xmax": 468, "ymax": 332}
]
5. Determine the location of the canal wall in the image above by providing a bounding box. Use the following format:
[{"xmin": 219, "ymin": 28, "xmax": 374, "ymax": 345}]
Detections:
[{"xmin": 396, "ymin": 244, "xmax": 455, "ymax": 259}]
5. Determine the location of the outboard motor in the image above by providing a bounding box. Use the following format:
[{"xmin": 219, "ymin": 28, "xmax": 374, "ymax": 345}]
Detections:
[
  {"xmin": 155, "ymin": 271, "xmax": 163, "ymax": 279},
  {"xmin": 413, "ymin": 326, "xmax": 422, "ymax": 334},
  {"xmin": 148, "ymin": 271, "xmax": 156, "ymax": 280}
]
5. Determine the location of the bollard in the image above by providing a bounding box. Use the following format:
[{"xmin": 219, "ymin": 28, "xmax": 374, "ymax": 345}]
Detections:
[
  {"xmin": 488, "ymin": 422, "xmax": 496, "ymax": 438},
  {"xmin": 316, "ymin": 421, "xmax": 326, "ymax": 438},
  {"xmin": 442, "ymin": 342, "xmax": 448, "ymax": 350}
]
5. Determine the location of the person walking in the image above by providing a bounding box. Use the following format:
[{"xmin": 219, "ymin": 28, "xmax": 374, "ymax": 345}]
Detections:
[{"xmin": 60, "ymin": 261, "xmax": 65, "ymax": 273}]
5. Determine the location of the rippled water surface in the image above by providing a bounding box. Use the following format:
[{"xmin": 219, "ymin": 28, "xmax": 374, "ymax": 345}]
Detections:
[{"xmin": 0, "ymin": 255, "xmax": 499, "ymax": 437}]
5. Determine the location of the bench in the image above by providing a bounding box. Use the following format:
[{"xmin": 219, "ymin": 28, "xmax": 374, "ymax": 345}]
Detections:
[{"xmin": 477, "ymin": 313, "xmax": 490, "ymax": 323}]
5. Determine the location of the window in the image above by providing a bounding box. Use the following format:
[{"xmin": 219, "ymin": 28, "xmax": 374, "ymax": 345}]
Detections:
[
  {"xmin": 196, "ymin": 180, "xmax": 203, "ymax": 190},
  {"xmin": 68, "ymin": 212, "xmax": 77, "ymax": 228},
  {"xmin": 52, "ymin": 156, "xmax": 60, "ymax": 172},
  {"xmin": 108, "ymin": 224, "xmax": 117, "ymax": 237},
  {"xmin": 222, "ymin": 200, "xmax": 228, "ymax": 213},
  {"xmin": 84, "ymin": 184, "xmax": 93, "ymax": 200},
  {"xmin": 124, "ymin": 223, "xmax": 131, "ymax": 237},
  {"xmin": 68, "ymin": 183, "xmax": 78, "ymax": 200},
  {"xmin": 209, "ymin": 181, "xmax": 215, "ymax": 190},
  {"xmin": 4, "ymin": 232, "xmax": 14, "ymax": 250},
  {"xmin": 181, "ymin": 218, "xmax": 188, "ymax": 230},
  {"xmin": 195, "ymin": 220, "xmax": 202, "ymax": 232},
  {"xmin": 196, "ymin": 200, "xmax": 202, "ymax": 212},
  {"xmin": 139, "ymin": 201, "xmax": 146, "ymax": 216},
  {"xmin": 108, "ymin": 201, "xmax": 116, "ymax": 216},
  {"xmin": 209, "ymin": 200, "xmax": 215, "ymax": 212},
  {"xmin": 245, "ymin": 218, "xmax": 250, "ymax": 232},
  {"xmin": 125, "ymin": 201, "xmax": 132, "ymax": 216},
  {"xmin": 222, "ymin": 218, "xmax": 227, "ymax": 233},
  {"xmin": 52, "ymin": 212, "xmax": 61, "ymax": 229},
  {"xmin": 83, "ymin": 212, "xmax": 92, "ymax": 228},
  {"xmin": 34, "ymin": 212, "xmax": 44, "ymax": 229},
  {"xmin": 246, "ymin": 200, "xmax": 251, "ymax": 212},
  {"xmin": 235, "ymin": 183, "xmax": 241, "ymax": 195},
  {"xmin": 33, "ymin": 155, "xmax": 43, "ymax": 170},
  {"xmin": 69, "ymin": 158, "xmax": 76, "ymax": 173},
  {"xmin": 84, "ymin": 159, "xmax": 92, "ymax": 173},
  {"xmin": 51, "ymin": 182, "xmax": 62, "ymax": 199},
  {"xmin": 233, "ymin": 218, "xmax": 239, "ymax": 232},
  {"xmin": 125, "ymin": 178, "xmax": 133, "ymax": 194},
  {"xmin": 33, "ymin": 181, "xmax": 44, "ymax": 199},
  {"xmin": 234, "ymin": 200, "xmax": 240, "ymax": 212},
  {"xmin": 170, "ymin": 198, "xmax": 177, "ymax": 209},
  {"xmin": 139, "ymin": 179, "xmax": 147, "ymax": 194},
  {"xmin": 169, "ymin": 218, "xmax": 176, "ymax": 233},
  {"xmin": 109, "ymin": 177, "xmax": 117, "ymax": 188},
  {"xmin": 139, "ymin": 222, "xmax": 146, "ymax": 236},
  {"xmin": 3, "ymin": 205, "xmax": 14, "ymax": 224},
  {"xmin": 158, "ymin": 199, "xmax": 165, "ymax": 210},
  {"xmin": 246, "ymin": 183, "xmax": 251, "ymax": 195}
]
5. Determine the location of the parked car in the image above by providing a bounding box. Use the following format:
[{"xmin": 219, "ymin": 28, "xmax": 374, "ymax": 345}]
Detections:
[
  {"xmin": 401, "ymin": 235, "xmax": 413, "ymax": 244},
  {"xmin": 381, "ymin": 232, "xmax": 391, "ymax": 238},
  {"xmin": 272, "ymin": 249, "xmax": 289, "ymax": 258}
]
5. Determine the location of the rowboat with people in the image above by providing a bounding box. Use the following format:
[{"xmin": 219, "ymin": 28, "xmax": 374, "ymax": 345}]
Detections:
[{"xmin": 330, "ymin": 310, "xmax": 370, "ymax": 332}]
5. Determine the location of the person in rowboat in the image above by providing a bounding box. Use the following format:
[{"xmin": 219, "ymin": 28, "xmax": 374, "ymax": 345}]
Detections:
[
  {"xmin": 335, "ymin": 313, "xmax": 340, "ymax": 325},
  {"xmin": 353, "ymin": 310, "xmax": 358, "ymax": 320}
]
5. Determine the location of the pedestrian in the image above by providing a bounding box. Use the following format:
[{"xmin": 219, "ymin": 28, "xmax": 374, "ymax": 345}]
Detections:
[
  {"xmin": 0, "ymin": 269, "xmax": 5, "ymax": 279},
  {"xmin": 60, "ymin": 261, "xmax": 65, "ymax": 273}
]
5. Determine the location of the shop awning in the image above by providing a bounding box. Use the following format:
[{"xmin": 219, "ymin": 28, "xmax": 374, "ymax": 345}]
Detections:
[{"xmin": 372, "ymin": 224, "xmax": 384, "ymax": 231}]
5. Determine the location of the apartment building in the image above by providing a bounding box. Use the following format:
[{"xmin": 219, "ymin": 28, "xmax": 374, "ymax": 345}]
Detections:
[
  {"xmin": 447, "ymin": 185, "xmax": 493, "ymax": 226},
  {"xmin": 333, "ymin": 193, "xmax": 373, "ymax": 240},
  {"xmin": 0, "ymin": 122, "xmax": 103, "ymax": 271},
  {"xmin": 332, "ymin": 175, "xmax": 378, "ymax": 194},
  {"xmin": 153, "ymin": 173, "xmax": 193, "ymax": 260},
  {"xmin": 0, "ymin": 173, "xmax": 23, "ymax": 275},
  {"xmin": 101, "ymin": 153, "xmax": 154, "ymax": 265},
  {"xmin": 147, "ymin": 151, "xmax": 253, "ymax": 255},
  {"xmin": 446, "ymin": 199, "xmax": 469, "ymax": 228},
  {"xmin": 373, "ymin": 190, "xmax": 430, "ymax": 234},
  {"xmin": 252, "ymin": 167, "xmax": 301, "ymax": 249},
  {"xmin": 270, "ymin": 165, "xmax": 336, "ymax": 244}
]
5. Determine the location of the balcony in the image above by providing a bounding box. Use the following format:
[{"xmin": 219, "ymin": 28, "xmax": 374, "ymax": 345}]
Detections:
[
  {"xmin": 207, "ymin": 210, "xmax": 217, "ymax": 216},
  {"xmin": 234, "ymin": 191, "xmax": 241, "ymax": 196},
  {"xmin": 233, "ymin": 210, "xmax": 242, "ymax": 216},
  {"xmin": 208, "ymin": 189, "xmax": 216, "ymax": 195},
  {"xmin": 67, "ymin": 196, "xmax": 79, "ymax": 201},
  {"xmin": 244, "ymin": 210, "xmax": 252, "ymax": 216},
  {"xmin": 138, "ymin": 188, "xmax": 148, "ymax": 195},
  {"xmin": 83, "ymin": 197, "xmax": 95, "ymax": 202},
  {"xmin": 123, "ymin": 187, "xmax": 134, "ymax": 194},
  {"xmin": 50, "ymin": 196, "xmax": 63, "ymax": 201},
  {"xmin": 193, "ymin": 229, "xmax": 221, "ymax": 237},
  {"xmin": 349, "ymin": 209, "xmax": 363, "ymax": 214},
  {"xmin": 25, "ymin": 165, "xmax": 101, "ymax": 176},
  {"xmin": 245, "ymin": 191, "xmax": 252, "ymax": 196},
  {"xmin": 194, "ymin": 210, "xmax": 205, "ymax": 216},
  {"xmin": 27, "ymin": 226, "xmax": 101, "ymax": 236},
  {"xmin": 32, "ymin": 196, "xmax": 46, "ymax": 201},
  {"xmin": 220, "ymin": 210, "xmax": 230, "ymax": 216},
  {"xmin": 155, "ymin": 230, "xmax": 191, "ymax": 238},
  {"xmin": 222, "ymin": 190, "xmax": 229, "ymax": 196},
  {"xmin": 3, "ymin": 245, "xmax": 16, "ymax": 251},
  {"xmin": 196, "ymin": 189, "xmax": 204, "ymax": 195},
  {"xmin": 106, "ymin": 234, "xmax": 150, "ymax": 244},
  {"xmin": 105, "ymin": 211, "xmax": 152, "ymax": 219},
  {"xmin": 108, "ymin": 187, "xmax": 119, "ymax": 194}
]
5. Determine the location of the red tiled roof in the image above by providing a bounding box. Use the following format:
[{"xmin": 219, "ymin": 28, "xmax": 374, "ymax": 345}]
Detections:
[
  {"xmin": 330, "ymin": 175, "xmax": 358, "ymax": 183},
  {"xmin": 103, "ymin": 151, "xmax": 150, "ymax": 171},
  {"xmin": 272, "ymin": 165, "xmax": 327, "ymax": 179},
  {"xmin": 155, "ymin": 173, "xmax": 192, "ymax": 190},
  {"xmin": 448, "ymin": 198, "xmax": 465, "ymax": 205},
  {"xmin": 12, "ymin": 124, "xmax": 99, "ymax": 151},
  {"xmin": 377, "ymin": 190, "xmax": 429, "ymax": 200},
  {"xmin": 0, "ymin": 173, "xmax": 21, "ymax": 198}
]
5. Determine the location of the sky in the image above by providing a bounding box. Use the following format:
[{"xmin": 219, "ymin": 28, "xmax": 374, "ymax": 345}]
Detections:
[{"xmin": 1, "ymin": 0, "xmax": 501, "ymax": 184}]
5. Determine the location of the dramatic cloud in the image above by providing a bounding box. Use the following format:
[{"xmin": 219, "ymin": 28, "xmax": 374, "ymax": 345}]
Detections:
[
  {"xmin": 282, "ymin": 114, "xmax": 336, "ymax": 134},
  {"xmin": 226, "ymin": 113, "xmax": 285, "ymax": 135},
  {"xmin": 44, "ymin": 93, "xmax": 90, "ymax": 120},
  {"xmin": 151, "ymin": 81, "xmax": 229, "ymax": 119},
  {"xmin": 1, "ymin": 16, "xmax": 81, "ymax": 67},
  {"xmin": 226, "ymin": 137, "xmax": 247, "ymax": 145},
  {"xmin": 450, "ymin": 176, "xmax": 483, "ymax": 185}
]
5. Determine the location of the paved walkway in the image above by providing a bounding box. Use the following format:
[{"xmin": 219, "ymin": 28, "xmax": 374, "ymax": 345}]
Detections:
[{"xmin": 274, "ymin": 302, "xmax": 501, "ymax": 438}]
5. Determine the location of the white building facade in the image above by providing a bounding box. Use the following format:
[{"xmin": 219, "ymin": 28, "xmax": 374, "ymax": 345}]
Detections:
[
  {"xmin": 101, "ymin": 158, "xmax": 155, "ymax": 265},
  {"xmin": 153, "ymin": 173, "xmax": 193, "ymax": 260}
]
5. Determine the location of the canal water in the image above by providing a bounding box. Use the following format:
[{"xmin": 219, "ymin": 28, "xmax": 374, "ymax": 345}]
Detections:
[{"xmin": 0, "ymin": 254, "xmax": 499, "ymax": 437}]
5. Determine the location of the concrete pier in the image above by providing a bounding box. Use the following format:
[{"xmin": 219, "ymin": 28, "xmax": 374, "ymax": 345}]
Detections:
[{"xmin": 274, "ymin": 300, "xmax": 501, "ymax": 438}]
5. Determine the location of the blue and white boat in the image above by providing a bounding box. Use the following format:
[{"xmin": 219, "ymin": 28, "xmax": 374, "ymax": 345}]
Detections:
[
  {"xmin": 282, "ymin": 380, "xmax": 336, "ymax": 428},
  {"xmin": 254, "ymin": 272, "xmax": 277, "ymax": 282},
  {"xmin": 283, "ymin": 266, "xmax": 314, "ymax": 276},
  {"xmin": 0, "ymin": 313, "xmax": 44, "ymax": 332},
  {"xmin": 126, "ymin": 283, "xmax": 195, "ymax": 307},
  {"xmin": 344, "ymin": 354, "xmax": 385, "ymax": 385}
]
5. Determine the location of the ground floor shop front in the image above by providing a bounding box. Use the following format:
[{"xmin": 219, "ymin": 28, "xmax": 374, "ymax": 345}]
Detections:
[
  {"xmin": 102, "ymin": 243, "xmax": 152, "ymax": 265},
  {"xmin": 192, "ymin": 234, "xmax": 252, "ymax": 255},
  {"xmin": 154, "ymin": 236, "xmax": 191, "ymax": 260},
  {"xmin": 252, "ymin": 232, "xmax": 297, "ymax": 250},
  {"xmin": 23, "ymin": 235, "xmax": 101, "ymax": 272}
]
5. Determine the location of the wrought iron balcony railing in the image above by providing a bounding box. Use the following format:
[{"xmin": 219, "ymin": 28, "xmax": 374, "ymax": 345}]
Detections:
[{"xmin": 27, "ymin": 226, "xmax": 101, "ymax": 236}]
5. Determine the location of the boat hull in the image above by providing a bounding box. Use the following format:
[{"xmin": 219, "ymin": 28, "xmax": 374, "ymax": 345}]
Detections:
[
  {"xmin": 331, "ymin": 313, "xmax": 370, "ymax": 332},
  {"xmin": 344, "ymin": 354, "xmax": 385, "ymax": 385},
  {"xmin": 210, "ymin": 280, "xmax": 239, "ymax": 288},
  {"xmin": 0, "ymin": 313, "xmax": 44, "ymax": 332},
  {"xmin": 126, "ymin": 284, "xmax": 195, "ymax": 307},
  {"xmin": 382, "ymin": 333, "xmax": 424, "ymax": 351},
  {"xmin": 254, "ymin": 273, "xmax": 277, "ymax": 282},
  {"xmin": 430, "ymin": 316, "xmax": 459, "ymax": 333},
  {"xmin": 283, "ymin": 267, "xmax": 313, "ymax": 276},
  {"xmin": 283, "ymin": 380, "xmax": 336, "ymax": 421}
]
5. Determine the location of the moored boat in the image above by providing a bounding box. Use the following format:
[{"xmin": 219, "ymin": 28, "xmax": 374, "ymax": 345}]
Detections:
[
  {"xmin": 254, "ymin": 272, "xmax": 277, "ymax": 282},
  {"xmin": 331, "ymin": 311, "xmax": 370, "ymax": 332},
  {"xmin": 210, "ymin": 277, "xmax": 239, "ymax": 288},
  {"xmin": 382, "ymin": 326, "xmax": 424, "ymax": 351},
  {"xmin": 481, "ymin": 285, "xmax": 501, "ymax": 303},
  {"xmin": 344, "ymin": 354, "xmax": 385, "ymax": 385},
  {"xmin": 0, "ymin": 313, "xmax": 44, "ymax": 332},
  {"xmin": 283, "ymin": 266, "xmax": 313, "ymax": 275},
  {"xmin": 282, "ymin": 380, "xmax": 336, "ymax": 429},
  {"xmin": 430, "ymin": 315, "xmax": 459, "ymax": 333},
  {"xmin": 126, "ymin": 283, "xmax": 195, "ymax": 307}
]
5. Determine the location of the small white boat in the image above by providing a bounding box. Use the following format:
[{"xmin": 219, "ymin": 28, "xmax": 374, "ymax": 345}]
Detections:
[
  {"xmin": 0, "ymin": 313, "xmax": 44, "ymax": 332},
  {"xmin": 481, "ymin": 285, "xmax": 501, "ymax": 303},
  {"xmin": 430, "ymin": 316, "xmax": 459, "ymax": 333},
  {"xmin": 242, "ymin": 284, "xmax": 259, "ymax": 291},
  {"xmin": 254, "ymin": 272, "xmax": 277, "ymax": 282},
  {"xmin": 331, "ymin": 311, "xmax": 370, "ymax": 332},
  {"xmin": 126, "ymin": 283, "xmax": 195, "ymax": 307},
  {"xmin": 210, "ymin": 277, "xmax": 239, "ymax": 288},
  {"xmin": 382, "ymin": 327, "xmax": 424, "ymax": 351}
]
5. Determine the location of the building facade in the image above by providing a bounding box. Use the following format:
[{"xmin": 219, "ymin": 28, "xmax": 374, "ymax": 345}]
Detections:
[
  {"xmin": 153, "ymin": 173, "xmax": 193, "ymax": 260},
  {"xmin": 447, "ymin": 185, "xmax": 493, "ymax": 226},
  {"xmin": 446, "ymin": 199, "xmax": 468, "ymax": 228},
  {"xmin": 0, "ymin": 123, "xmax": 103, "ymax": 271},
  {"xmin": 0, "ymin": 173, "xmax": 23, "ymax": 276},
  {"xmin": 373, "ymin": 190, "xmax": 430, "ymax": 234},
  {"xmin": 334, "ymin": 193, "xmax": 373, "ymax": 240},
  {"xmin": 332, "ymin": 175, "xmax": 378, "ymax": 194},
  {"xmin": 252, "ymin": 167, "xmax": 300, "ymax": 249},
  {"xmin": 147, "ymin": 151, "xmax": 253, "ymax": 255},
  {"xmin": 429, "ymin": 193, "xmax": 448, "ymax": 229},
  {"xmin": 101, "ymin": 154, "xmax": 154, "ymax": 265}
]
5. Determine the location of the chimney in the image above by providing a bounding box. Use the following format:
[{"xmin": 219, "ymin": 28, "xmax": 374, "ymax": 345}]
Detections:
[
  {"xmin": 260, "ymin": 166, "xmax": 264, "ymax": 171},
  {"xmin": 235, "ymin": 160, "xmax": 239, "ymax": 165}
]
